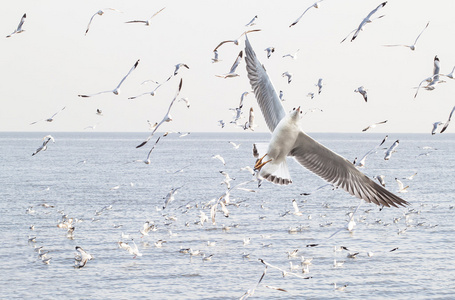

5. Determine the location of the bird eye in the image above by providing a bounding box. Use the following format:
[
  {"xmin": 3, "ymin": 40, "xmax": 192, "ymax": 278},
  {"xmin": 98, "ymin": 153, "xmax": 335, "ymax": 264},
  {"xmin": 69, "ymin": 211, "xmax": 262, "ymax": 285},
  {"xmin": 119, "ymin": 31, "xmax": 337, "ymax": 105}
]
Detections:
[
  {"xmin": 293, "ymin": 108, "xmax": 296, "ymax": 111},
  {"xmin": 300, "ymin": 111, "xmax": 302, "ymax": 114}
]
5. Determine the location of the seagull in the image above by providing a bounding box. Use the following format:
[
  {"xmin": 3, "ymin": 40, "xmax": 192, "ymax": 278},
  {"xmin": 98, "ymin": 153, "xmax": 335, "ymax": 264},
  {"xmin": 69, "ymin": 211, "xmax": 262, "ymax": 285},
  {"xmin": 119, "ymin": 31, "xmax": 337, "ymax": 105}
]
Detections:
[
  {"xmin": 85, "ymin": 8, "xmax": 122, "ymax": 35},
  {"xmin": 212, "ymin": 50, "xmax": 221, "ymax": 63},
  {"xmin": 125, "ymin": 7, "xmax": 166, "ymax": 26},
  {"xmin": 74, "ymin": 246, "xmax": 93, "ymax": 269},
  {"xmin": 282, "ymin": 72, "xmax": 293, "ymax": 84},
  {"xmin": 355, "ymin": 135, "xmax": 387, "ymax": 168},
  {"xmin": 264, "ymin": 47, "xmax": 275, "ymax": 59},
  {"xmin": 424, "ymin": 55, "xmax": 441, "ymax": 90},
  {"xmin": 239, "ymin": 267, "xmax": 267, "ymax": 300},
  {"xmin": 395, "ymin": 178, "xmax": 409, "ymax": 193},
  {"xmin": 383, "ymin": 21, "xmax": 429, "ymax": 51},
  {"xmin": 174, "ymin": 63, "xmax": 189, "ymax": 76},
  {"xmin": 282, "ymin": 49, "xmax": 300, "ymax": 60},
  {"xmin": 431, "ymin": 122, "xmax": 443, "ymax": 135},
  {"xmin": 292, "ymin": 199, "xmax": 303, "ymax": 216},
  {"xmin": 354, "ymin": 86, "xmax": 368, "ymax": 102},
  {"xmin": 316, "ymin": 78, "xmax": 323, "ymax": 94},
  {"xmin": 30, "ymin": 107, "xmax": 66, "ymax": 125},
  {"xmin": 213, "ymin": 29, "xmax": 261, "ymax": 52},
  {"xmin": 216, "ymin": 51, "xmax": 243, "ymax": 78},
  {"xmin": 78, "ymin": 59, "xmax": 140, "ymax": 97},
  {"xmin": 245, "ymin": 35, "xmax": 408, "ymax": 208},
  {"xmin": 279, "ymin": 90, "xmax": 285, "ymax": 101},
  {"xmin": 362, "ymin": 120, "xmax": 387, "ymax": 132},
  {"xmin": 32, "ymin": 135, "xmax": 55, "ymax": 156},
  {"xmin": 96, "ymin": 109, "xmax": 103, "ymax": 116},
  {"xmin": 245, "ymin": 15, "xmax": 258, "ymax": 27},
  {"xmin": 118, "ymin": 240, "xmax": 142, "ymax": 258},
  {"xmin": 351, "ymin": 2, "xmax": 387, "ymax": 42},
  {"xmin": 6, "ymin": 13, "xmax": 26, "ymax": 38},
  {"xmin": 136, "ymin": 78, "xmax": 183, "ymax": 148},
  {"xmin": 163, "ymin": 186, "xmax": 183, "ymax": 209},
  {"xmin": 140, "ymin": 221, "xmax": 156, "ymax": 237},
  {"xmin": 244, "ymin": 107, "xmax": 256, "ymax": 131},
  {"xmin": 289, "ymin": 0, "xmax": 323, "ymax": 28},
  {"xmin": 229, "ymin": 141, "xmax": 241, "ymax": 149},
  {"xmin": 128, "ymin": 75, "xmax": 172, "ymax": 99},
  {"xmin": 178, "ymin": 97, "xmax": 190, "ymax": 108},
  {"xmin": 374, "ymin": 175, "xmax": 386, "ymax": 187},
  {"xmin": 440, "ymin": 105, "xmax": 455, "ymax": 133},
  {"xmin": 212, "ymin": 154, "xmax": 226, "ymax": 165},
  {"xmin": 307, "ymin": 92, "xmax": 314, "ymax": 99},
  {"xmin": 384, "ymin": 140, "xmax": 399, "ymax": 160},
  {"xmin": 218, "ymin": 120, "xmax": 225, "ymax": 128}
]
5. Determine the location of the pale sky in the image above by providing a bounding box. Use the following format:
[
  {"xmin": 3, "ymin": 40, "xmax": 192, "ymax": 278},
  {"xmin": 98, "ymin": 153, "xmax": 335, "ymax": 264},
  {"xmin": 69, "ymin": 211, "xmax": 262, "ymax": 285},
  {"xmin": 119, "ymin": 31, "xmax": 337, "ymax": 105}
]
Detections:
[{"xmin": 2, "ymin": 0, "xmax": 455, "ymax": 133}]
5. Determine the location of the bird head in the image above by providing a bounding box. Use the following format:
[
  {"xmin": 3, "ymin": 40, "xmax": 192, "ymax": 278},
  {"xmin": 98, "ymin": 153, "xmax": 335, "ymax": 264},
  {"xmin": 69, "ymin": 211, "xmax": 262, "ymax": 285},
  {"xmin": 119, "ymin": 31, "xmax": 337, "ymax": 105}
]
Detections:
[{"xmin": 290, "ymin": 106, "xmax": 303, "ymax": 120}]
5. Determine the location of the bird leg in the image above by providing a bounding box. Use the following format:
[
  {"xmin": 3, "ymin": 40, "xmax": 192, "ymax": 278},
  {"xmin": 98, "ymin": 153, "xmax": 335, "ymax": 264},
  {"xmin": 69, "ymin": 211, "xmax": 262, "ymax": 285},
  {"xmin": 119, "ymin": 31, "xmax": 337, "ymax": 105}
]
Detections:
[{"xmin": 254, "ymin": 153, "xmax": 272, "ymax": 171}]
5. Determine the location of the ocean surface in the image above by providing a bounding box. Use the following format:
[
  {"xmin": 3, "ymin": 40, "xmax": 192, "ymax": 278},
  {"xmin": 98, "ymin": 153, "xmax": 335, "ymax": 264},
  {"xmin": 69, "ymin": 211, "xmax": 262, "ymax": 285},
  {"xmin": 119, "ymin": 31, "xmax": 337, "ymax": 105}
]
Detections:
[{"xmin": 1, "ymin": 131, "xmax": 454, "ymax": 299}]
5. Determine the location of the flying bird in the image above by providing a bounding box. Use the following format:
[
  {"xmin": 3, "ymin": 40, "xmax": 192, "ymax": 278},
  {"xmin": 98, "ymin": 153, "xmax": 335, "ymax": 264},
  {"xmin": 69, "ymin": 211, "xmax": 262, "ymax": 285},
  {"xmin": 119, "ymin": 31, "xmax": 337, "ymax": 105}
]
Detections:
[
  {"xmin": 174, "ymin": 63, "xmax": 189, "ymax": 76},
  {"xmin": 431, "ymin": 122, "xmax": 443, "ymax": 135},
  {"xmin": 289, "ymin": 1, "xmax": 323, "ymax": 28},
  {"xmin": 282, "ymin": 72, "xmax": 293, "ymax": 84},
  {"xmin": 354, "ymin": 86, "xmax": 368, "ymax": 102},
  {"xmin": 136, "ymin": 78, "xmax": 183, "ymax": 148},
  {"xmin": 136, "ymin": 136, "xmax": 161, "ymax": 164},
  {"xmin": 362, "ymin": 120, "xmax": 387, "ymax": 132},
  {"xmin": 383, "ymin": 21, "xmax": 429, "ymax": 51},
  {"xmin": 245, "ymin": 36, "xmax": 407, "ymax": 208},
  {"xmin": 30, "ymin": 107, "xmax": 66, "ymax": 125},
  {"xmin": 32, "ymin": 135, "xmax": 55, "ymax": 156},
  {"xmin": 213, "ymin": 29, "xmax": 261, "ymax": 52},
  {"xmin": 264, "ymin": 47, "xmax": 275, "ymax": 59},
  {"xmin": 440, "ymin": 105, "xmax": 455, "ymax": 133},
  {"xmin": 245, "ymin": 15, "xmax": 258, "ymax": 27},
  {"xmin": 6, "ymin": 13, "xmax": 26, "ymax": 38},
  {"xmin": 384, "ymin": 140, "xmax": 399, "ymax": 160},
  {"xmin": 74, "ymin": 246, "xmax": 93, "ymax": 269},
  {"xmin": 85, "ymin": 8, "xmax": 122, "ymax": 35},
  {"xmin": 78, "ymin": 59, "xmax": 140, "ymax": 97},
  {"xmin": 125, "ymin": 7, "xmax": 166, "ymax": 26},
  {"xmin": 351, "ymin": 2, "xmax": 387, "ymax": 42},
  {"xmin": 216, "ymin": 51, "xmax": 243, "ymax": 78},
  {"xmin": 316, "ymin": 78, "xmax": 323, "ymax": 94},
  {"xmin": 395, "ymin": 178, "xmax": 409, "ymax": 193},
  {"xmin": 163, "ymin": 186, "xmax": 183, "ymax": 209},
  {"xmin": 244, "ymin": 107, "xmax": 256, "ymax": 131},
  {"xmin": 128, "ymin": 76, "xmax": 172, "ymax": 99},
  {"xmin": 282, "ymin": 49, "xmax": 300, "ymax": 60}
]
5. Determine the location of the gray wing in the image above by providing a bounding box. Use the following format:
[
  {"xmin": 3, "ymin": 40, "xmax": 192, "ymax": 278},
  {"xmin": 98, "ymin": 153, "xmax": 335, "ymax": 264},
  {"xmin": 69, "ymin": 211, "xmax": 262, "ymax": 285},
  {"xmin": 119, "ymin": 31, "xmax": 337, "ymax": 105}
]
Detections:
[
  {"xmin": 413, "ymin": 21, "xmax": 429, "ymax": 45},
  {"xmin": 116, "ymin": 59, "xmax": 140, "ymax": 89},
  {"xmin": 290, "ymin": 131, "xmax": 409, "ymax": 208},
  {"xmin": 244, "ymin": 36, "xmax": 286, "ymax": 133},
  {"xmin": 229, "ymin": 51, "xmax": 243, "ymax": 73},
  {"xmin": 440, "ymin": 105, "xmax": 455, "ymax": 133},
  {"xmin": 85, "ymin": 12, "xmax": 98, "ymax": 35}
]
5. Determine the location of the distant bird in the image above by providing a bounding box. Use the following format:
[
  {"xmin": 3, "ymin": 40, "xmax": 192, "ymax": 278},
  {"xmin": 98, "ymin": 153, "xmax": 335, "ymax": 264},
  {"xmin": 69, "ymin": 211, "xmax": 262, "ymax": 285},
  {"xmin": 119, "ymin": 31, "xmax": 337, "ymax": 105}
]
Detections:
[
  {"xmin": 78, "ymin": 59, "xmax": 140, "ymax": 97},
  {"xmin": 374, "ymin": 175, "xmax": 386, "ymax": 187},
  {"xmin": 292, "ymin": 199, "xmax": 303, "ymax": 216},
  {"xmin": 445, "ymin": 66, "xmax": 455, "ymax": 79},
  {"xmin": 218, "ymin": 120, "xmax": 225, "ymax": 128},
  {"xmin": 136, "ymin": 78, "xmax": 183, "ymax": 148},
  {"xmin": 264, "ymin": 47, "xmax": 275, "ymax": 59},
  {"xmin": 85, "ymin": 8, "xmax": 122, "ymax": 35},
  {"xmin": 136, "ymin": 136, "xmax": 161, "ymax": 164},
  {"xmin": 118, "ymin": 240, "xmax": 142, "ymax": 258},
  {"xmin": 74, "ymin": 246, "xmax": 93, "ymax": 269},
  {"xmin": 355, "ymin": 135, "xmax": 387, "ymax": 168},
  {"xmin": 289, "ymin": 0, "xmax": 323, "ymax": 28},
  {"xmin": 174, "ymin": 63, "xmax": 189, "ymax": 76},
  {"xmin": 307, "ymin": 92, "xmax": 314, "ymax": 99},
  {"xmin": 213, "ymin": 29, "xmax": 261, "ymax": 52},
  {"xmin": 212, "ymin": 50, "xmax": 221, "ymax": 63},
  {"xmin": 354, "ymin": 86, "xmax": 368, "ymax": 102},
  {"xmin": 384, "ymin": 140, "xmax": 399, "ymax": 160},
  {"xmin": 178, "ymin": 97, "xmax": 190, "ymax": 108},
  {"xmin": 229, "ymin": 141, "xmax": 241, "ymax": 149},
  {"xmin": 212, "ymin": 154, "xmax": 226, "ymax": 165},
  {"xmin": 253, "ymin": 143, "xmax": 259, "ymax": 158},
  {"xmin": 216, "ymin": 51, "xmax": 243, "ymax": 78},
  {"xmin": 245, "ymin": 15, "xmax": 258, "ymax": 27},
  {"xmin": 96, "ymin": 109, "xmax": 103, "ymax": 116},
  {"xmin": 30, "ymin": 107, "xmax": 66, "ymax": 125},
  {"xmin": 125, "ymin": 7, "xmax": 166, "ymax": 26},
  {"xmin": 383, "ymin": 21, "xmax": 429, "ymax": 51},
  {"xmin": 282, "ymin": 72, "xmax": 293, "ymax": 84},
  {"xmin": 440, "ymin": 105, "xmax": 455, "ymax": 133},
  {"xmin": 32, "ymin": 135, "xmax": 55, "ymax": 156},
  {"xmin": 163, "ymin": 186, "xmax": 183, "ymax": 210},
  {"xmin": 424, "ymin": 55, "xmax": 441, "ymax": 90},
  {"xmin": 140, "ymin": 221, "xmax": 156, "ymax": 236},
  {"xmin": 316, "ymin": 78, "xmax": 323, "ymax": 94},
  {"xmin": 128, "ymin": 76, "xmax": 172, "ymax": 99},
  {"xmin": 395, "ymin": 178, "xmax": 409, "ymax": 193},
  {"xmin": 282, "ymin": 49, "xmax": 300, "ymax": 60},
  {"xmin": 351, "ymin": 2, "xmax": 387, "ymax": 41},
  {"xmin": 244, "ymin": 107, "xmax": 256, "ymax": 131},
  {"xmin": 362, "ymin": 120, "xmax": 387, "ymax": 132},
  {"xmin": 245, "ymin": 35, "xmax": 408, "ymax": 208},
  {"xmin": 6, "ymin": 13, "xmax": 26, "ymax": 38},
  {"xmin": 431, "ymin": 122, "xmax": 443, "ymax": 135},
  {"xmin": 279, "ymin": 90, "xmax": 285, "ymax": 101}
]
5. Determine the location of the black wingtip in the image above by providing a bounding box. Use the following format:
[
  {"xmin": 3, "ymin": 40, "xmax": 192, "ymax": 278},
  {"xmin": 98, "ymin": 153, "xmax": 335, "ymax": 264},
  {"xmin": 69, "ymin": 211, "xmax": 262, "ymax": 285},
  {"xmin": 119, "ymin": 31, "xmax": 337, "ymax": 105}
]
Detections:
[
  {"xmin": 136, "ymin": 141, "xmax": 147, "ymax": 148},
  {"xmin": 23, "ymin": 13, "xmax": 27, "ymax": 18}
]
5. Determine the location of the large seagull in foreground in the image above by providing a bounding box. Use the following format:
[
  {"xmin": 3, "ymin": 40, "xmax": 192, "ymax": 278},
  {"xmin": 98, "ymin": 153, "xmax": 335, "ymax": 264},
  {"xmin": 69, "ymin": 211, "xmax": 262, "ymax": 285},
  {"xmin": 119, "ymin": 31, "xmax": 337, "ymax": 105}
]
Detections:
[{"xmin": 244, "ymin": 36, "xmax": 408, "ymax": 208}]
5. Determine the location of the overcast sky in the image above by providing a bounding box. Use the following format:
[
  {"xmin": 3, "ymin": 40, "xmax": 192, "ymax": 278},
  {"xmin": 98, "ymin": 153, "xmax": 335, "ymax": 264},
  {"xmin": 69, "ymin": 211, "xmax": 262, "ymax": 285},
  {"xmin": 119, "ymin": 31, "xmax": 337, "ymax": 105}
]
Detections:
[{"xmin": 2, "ymin": 0, "xmax": 455, "ymax": 133}]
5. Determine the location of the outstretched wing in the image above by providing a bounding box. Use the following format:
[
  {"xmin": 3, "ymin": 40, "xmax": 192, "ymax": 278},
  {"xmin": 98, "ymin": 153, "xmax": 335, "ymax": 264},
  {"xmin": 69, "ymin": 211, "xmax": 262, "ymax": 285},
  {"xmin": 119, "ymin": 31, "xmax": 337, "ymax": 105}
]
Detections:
[
  {"xmin": 244, "ymin": 36, "xmax": 286, "ymax": 133},
  {"xmin": 290, "ymin": 131, "xmax": 408, "ymax": 208}
]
